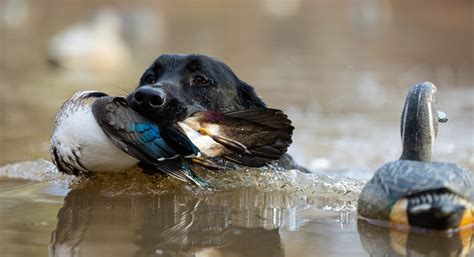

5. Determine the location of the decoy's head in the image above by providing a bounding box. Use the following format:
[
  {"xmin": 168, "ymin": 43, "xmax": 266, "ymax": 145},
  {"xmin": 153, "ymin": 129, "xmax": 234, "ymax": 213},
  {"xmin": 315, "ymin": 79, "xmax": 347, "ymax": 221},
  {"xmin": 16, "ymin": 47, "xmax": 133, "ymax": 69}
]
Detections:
[
  {"xmin": 126, "ymin": 54, "xmax": 266, "ymax": 125},
  {"xmin": 400, "ymin": 81, "xmax": 448, "ymax": 162}
]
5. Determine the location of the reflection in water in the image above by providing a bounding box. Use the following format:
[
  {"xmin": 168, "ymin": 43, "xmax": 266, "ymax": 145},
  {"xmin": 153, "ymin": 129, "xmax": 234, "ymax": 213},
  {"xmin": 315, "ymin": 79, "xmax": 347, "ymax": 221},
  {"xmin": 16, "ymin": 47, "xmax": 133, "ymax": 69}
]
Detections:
[
  {"xmin": 50, "ymin": 187, "xmax": 290, "ymax": 257},
  {"xmin": 357, "ymin": 219, "xmax": 474, "ymax": 257},
  {"xmin": 49, "ymin": 182, "xmax": 360, "ymax": 257},
  {"xmin": 0, "ymin": 162, "xmax": 362, "ymax": 257}
]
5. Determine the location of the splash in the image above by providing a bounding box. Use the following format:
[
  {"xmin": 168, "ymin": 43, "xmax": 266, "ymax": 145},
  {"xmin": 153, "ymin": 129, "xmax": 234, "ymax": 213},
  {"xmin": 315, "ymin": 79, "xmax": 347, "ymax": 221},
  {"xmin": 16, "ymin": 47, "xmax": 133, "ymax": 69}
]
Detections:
[
  {"xmin": 205, "ymin": 165, "xmax": 365, "ymax": 198},
  {"xmin": 0, "ymin": 160, "xmax": 366, "ymax": 235},
  {"xmin": 0, "ymin": 159, "xmax": 365, "ymax": 209},
  {"xmin": 0, "ymin": 159, "xmax": 72, "ymax": 184}
]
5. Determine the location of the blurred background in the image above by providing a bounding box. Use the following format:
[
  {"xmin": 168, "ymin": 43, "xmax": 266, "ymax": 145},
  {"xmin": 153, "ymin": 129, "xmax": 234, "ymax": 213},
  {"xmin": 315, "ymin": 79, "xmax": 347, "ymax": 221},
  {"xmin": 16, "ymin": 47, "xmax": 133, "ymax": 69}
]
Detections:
[
  {"xmin": 0, "ymin": 0, "xmax": 473, "ymax": 177},
  {"xmin": 0, "ymin": 1, "xmax": 473, "ymax": 257}
]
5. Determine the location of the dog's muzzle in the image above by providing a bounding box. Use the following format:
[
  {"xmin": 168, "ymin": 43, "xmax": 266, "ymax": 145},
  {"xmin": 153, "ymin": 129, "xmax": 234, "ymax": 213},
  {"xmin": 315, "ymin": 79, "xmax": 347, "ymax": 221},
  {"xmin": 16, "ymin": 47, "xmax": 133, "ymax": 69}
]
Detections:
[
  {"xmin": 128, "ymin": 83, "xmax": 194, "ymax": 123},
  {"xmin": 129, "ymin": 85, "xmax": 168, "ymax": 113}
]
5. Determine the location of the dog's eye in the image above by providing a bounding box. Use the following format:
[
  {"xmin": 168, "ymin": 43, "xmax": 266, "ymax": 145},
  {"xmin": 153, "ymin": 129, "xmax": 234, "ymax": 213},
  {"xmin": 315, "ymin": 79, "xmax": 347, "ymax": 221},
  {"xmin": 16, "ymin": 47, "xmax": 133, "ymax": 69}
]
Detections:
[
  {"xmin": 143, "ymin": 74, "xmax": 155, "ymax": 84},
  {"xmin": 192, "ymin": 75, "xmax": 209, "ymax": 86}
]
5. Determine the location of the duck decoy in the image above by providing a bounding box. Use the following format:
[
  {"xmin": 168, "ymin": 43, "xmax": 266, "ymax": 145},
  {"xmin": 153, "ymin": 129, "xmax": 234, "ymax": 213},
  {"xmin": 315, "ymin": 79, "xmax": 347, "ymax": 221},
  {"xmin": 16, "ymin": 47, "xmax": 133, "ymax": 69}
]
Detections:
[
  {"xmin": 50, "ymin": 91, "xmax": 293, "ymax": 187},
  {"xmin": 357, "ymin": 81, "xmax": 474, "ymax": 230}
]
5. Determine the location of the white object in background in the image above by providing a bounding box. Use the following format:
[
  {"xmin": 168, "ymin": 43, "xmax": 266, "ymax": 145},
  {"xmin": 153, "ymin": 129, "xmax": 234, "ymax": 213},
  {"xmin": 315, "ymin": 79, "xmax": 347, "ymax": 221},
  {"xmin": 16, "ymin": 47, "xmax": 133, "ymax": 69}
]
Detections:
[{"xmin": 47, "ymin": 8, "xmax": 130, "ymax": 72}]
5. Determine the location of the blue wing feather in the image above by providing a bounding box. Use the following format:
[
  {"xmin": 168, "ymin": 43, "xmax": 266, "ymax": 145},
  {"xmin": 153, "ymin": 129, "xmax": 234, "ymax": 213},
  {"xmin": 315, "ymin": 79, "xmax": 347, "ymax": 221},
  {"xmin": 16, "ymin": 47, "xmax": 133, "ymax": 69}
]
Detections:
[
  {"xmin": 92, "ymin": 96, "xmax": 208, "ymax": 187},
  {"xmin": 151, "ymin": 138, "xmax": 175, "ymax": 155},
  {"xmin": 130, "ymin": 122, "xmax": 178, "ymax": 159}
]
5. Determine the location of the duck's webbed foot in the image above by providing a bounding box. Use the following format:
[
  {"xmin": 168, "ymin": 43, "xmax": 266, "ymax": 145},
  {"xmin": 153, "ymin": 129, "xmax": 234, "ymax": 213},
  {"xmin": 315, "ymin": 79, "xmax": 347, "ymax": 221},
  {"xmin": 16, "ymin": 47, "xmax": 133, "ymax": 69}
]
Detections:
[{"xmin": 198, "ymin": 128, "xmax": 250, "ymax": 154}]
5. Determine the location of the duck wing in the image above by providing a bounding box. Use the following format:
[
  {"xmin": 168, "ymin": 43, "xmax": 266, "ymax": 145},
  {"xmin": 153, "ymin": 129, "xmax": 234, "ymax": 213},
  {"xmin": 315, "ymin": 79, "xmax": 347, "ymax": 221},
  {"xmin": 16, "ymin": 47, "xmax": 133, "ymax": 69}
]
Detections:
[
  {"xmin": 194, "ymin": 108, "xmax": 294, "ymax": 167},
  {"xmin": 91, "ymin": 96, "xmax": 207, "ymax": 187},
  {"xmin": 159, "ymin": 124, "xmax": 200, "ymax": 158}
]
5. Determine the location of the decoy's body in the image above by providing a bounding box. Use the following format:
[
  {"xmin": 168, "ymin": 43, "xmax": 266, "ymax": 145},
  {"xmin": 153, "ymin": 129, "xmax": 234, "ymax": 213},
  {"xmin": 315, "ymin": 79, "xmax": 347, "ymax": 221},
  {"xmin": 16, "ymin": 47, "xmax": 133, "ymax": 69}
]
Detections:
[
  {"xmin": 50, "ymin": 91, "xmax": 293, "ymax": 187},
  {"xmin": 357, "ymin": 82, "xmax": 474, "ymax": 230}
]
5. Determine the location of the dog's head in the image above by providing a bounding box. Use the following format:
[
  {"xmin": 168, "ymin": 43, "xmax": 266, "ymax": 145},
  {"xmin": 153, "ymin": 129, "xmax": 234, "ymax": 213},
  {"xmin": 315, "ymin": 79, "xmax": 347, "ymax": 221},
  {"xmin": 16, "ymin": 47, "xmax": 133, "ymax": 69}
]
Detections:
[{"xmin": 127, "ymin": 54, "xmax": 265, "ymax": 124}]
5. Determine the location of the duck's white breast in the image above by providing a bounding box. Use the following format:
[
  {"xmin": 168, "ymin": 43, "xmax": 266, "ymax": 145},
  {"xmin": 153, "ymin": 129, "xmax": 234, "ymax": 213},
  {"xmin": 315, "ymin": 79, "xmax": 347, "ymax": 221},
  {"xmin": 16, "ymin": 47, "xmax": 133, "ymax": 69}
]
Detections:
[{"xmin": 52, "ymin": 102, "xmax": 139, "ymax": 172}]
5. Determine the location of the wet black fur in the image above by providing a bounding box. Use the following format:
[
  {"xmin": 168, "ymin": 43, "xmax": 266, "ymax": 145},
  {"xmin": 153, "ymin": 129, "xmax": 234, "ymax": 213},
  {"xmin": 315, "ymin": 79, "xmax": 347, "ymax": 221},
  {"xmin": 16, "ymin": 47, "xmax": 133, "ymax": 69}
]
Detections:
[{"xmin": 128, "ymin": 54, "xmax": 265, "ymax": 124}]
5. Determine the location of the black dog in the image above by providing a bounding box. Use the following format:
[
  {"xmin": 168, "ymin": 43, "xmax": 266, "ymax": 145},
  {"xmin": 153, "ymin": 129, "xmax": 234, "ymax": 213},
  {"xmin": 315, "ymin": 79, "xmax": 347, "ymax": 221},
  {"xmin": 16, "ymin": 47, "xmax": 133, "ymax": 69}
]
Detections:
[
  {"xmin": 127, "ymin": 54, "xmax": 265, "ymax": 124},
  {"xmin": 128, "ymin": 53, "xmax": 306, "ymax": 171}
]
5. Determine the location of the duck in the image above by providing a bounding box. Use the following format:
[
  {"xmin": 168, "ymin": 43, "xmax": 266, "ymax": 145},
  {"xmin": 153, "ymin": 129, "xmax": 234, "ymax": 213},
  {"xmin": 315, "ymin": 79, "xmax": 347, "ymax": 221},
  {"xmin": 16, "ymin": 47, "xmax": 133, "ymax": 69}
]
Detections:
[
  {"xmin": 50, "ymin": 91, "xmax": 294, "ymax": 187},
  {"xmin": 357, "ymin": 81, "xmax": 474, "ymax": 230},
  {"xmin": 47, "ymin": 9, "xmax": 129, "ymax": 71}
]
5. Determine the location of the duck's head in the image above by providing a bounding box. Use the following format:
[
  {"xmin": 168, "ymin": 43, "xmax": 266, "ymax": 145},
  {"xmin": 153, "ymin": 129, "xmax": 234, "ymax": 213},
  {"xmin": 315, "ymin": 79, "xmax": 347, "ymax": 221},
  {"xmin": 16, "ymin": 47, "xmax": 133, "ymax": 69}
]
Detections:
[{"xmin": 400, "ymin": 81, "xmax": 448, "ymax": 162}]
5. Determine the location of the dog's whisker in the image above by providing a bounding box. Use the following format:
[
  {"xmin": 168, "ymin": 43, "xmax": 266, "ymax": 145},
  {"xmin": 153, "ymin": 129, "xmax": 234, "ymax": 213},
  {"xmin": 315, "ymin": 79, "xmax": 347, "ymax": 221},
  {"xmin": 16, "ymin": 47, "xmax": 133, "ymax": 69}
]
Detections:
[{"xmin": 111, "ymin": 87, "xmax": 131, "ymax": 97}]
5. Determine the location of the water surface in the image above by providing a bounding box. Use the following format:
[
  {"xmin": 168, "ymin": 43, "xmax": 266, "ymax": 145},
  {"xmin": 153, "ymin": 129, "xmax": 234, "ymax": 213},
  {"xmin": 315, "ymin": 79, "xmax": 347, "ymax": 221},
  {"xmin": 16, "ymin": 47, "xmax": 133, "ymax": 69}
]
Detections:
[
  {"xmin": 0, "ymin": 0, "xmax": 473, "ymax": 256},
  {"xmin": 1, "ymin": 161, "xmax": 472, "ymax": 257}
]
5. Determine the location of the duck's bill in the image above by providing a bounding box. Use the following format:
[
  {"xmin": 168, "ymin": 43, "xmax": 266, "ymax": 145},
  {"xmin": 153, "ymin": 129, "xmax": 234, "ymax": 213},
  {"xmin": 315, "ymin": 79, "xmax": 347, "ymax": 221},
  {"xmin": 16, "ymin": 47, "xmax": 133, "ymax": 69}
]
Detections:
[{"xmin": 438, "ymin": 110, "xmax": 448, "ymax": 123}]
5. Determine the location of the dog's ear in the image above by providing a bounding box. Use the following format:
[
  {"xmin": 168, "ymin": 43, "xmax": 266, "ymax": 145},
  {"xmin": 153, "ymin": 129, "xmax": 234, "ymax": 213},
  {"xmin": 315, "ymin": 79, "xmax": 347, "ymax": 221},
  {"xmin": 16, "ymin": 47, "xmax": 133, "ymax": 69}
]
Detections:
[{"xmin": 236, "ymin": 80, "xmax": 266, "ymax": 109}]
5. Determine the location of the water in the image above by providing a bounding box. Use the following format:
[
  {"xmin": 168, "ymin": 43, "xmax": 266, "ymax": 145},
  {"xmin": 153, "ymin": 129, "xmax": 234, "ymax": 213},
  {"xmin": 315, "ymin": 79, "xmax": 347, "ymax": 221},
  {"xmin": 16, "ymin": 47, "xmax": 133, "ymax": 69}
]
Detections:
[
  {"xmin": 0, "ymin": 0, "xmax": 473, "ymax": 256},
  {"xmin": 1, "ymin": 161, "xmax": 472, "ymax": 257}
]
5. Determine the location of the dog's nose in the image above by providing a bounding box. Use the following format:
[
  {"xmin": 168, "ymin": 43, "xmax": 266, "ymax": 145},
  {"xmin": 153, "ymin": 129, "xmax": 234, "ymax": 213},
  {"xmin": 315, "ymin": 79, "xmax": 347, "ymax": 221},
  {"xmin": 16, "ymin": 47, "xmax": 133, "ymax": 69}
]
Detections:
[{"xmin": 131, "ymin": 86, "xmax": 167, "ymax": 111}]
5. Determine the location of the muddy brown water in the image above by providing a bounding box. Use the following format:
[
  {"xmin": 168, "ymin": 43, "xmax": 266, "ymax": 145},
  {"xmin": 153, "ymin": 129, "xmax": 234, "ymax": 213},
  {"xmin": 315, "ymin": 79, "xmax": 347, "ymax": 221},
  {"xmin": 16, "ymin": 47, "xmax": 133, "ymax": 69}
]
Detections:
[{"xmin": 0, "ymin": 0, "xmax": 473, "ymax": 256}]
